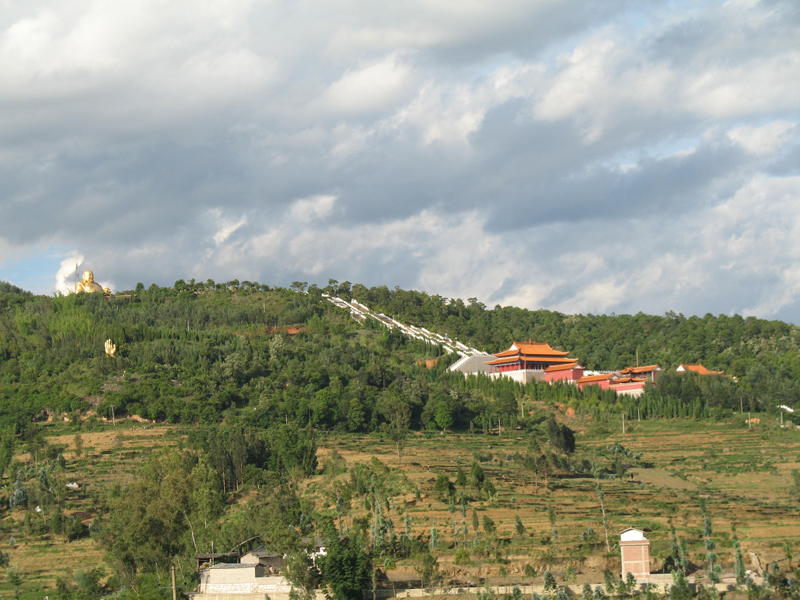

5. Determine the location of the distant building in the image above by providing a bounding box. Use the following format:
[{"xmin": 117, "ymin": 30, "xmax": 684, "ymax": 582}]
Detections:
[
  {"xmin": 620, "ymin": 527, "xmax": 651, "ymax": 582},
  {"xmin": 618, "ymin": 364, "xmax": 661, "ymax": 382},
  {"xmin": 195, "ymin": 562, "xmax": 293, "ymax": 595},
  {"xmin": 578, "ymin": 364, "xmax": 660, "ymax": 397},
  {"xmin": 677, "ymin": 363, "xmax": 723, "ymax": 375},
  {"xmin": 240, "ymin": 545, "xmax": 284, "ymax": 573},
  {"xmin": 578, "ymin": 373, "xmax": 648, "ymax": 397},
  {"xmin": 191, "ymin": 539, "xmax": 328, "ymax": 600}
]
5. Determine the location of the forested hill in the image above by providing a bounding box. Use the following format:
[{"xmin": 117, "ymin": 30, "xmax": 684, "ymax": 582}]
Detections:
[
  {"xmin": 0, "ymin": 280, "xmax": 798, "ymax": 440},
  {"xmin": 352, "ymin": 284, "xmax": 800, "ymax": 386}
]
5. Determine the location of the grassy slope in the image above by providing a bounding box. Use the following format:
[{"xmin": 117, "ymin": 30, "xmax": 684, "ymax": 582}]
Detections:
[{"xmin": 3, "ymin": 415, "xmax": 797, "ymax": 596}]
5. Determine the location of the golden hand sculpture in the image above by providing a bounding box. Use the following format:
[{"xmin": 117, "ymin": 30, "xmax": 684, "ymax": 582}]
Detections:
[{"xmin": 104, "ymin": 339, "xmax": 117, "ymax": 357}]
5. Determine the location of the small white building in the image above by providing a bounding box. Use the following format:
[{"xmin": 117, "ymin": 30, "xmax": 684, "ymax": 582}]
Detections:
[
  {"xmin": 191, "ymin": 539, "xmax": 329, "ymax": 600},
  {"xmin": 196, "ymin": 563, "xmax": 292, "ymax": 595}
]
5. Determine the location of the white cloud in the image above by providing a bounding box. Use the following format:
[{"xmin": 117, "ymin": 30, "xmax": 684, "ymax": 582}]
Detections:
[
  {"xmin": 2, "ymin": 0, "xmax": 800, "ymax": 322},
  {"xmin": 288, "ymin": 195, "xmax": 337, "ymax": 224},
  {"xmin": 324, "ymin": 54, "xmax": 416, "ymax": 114},
  {"xmin": 727, "ymin": 121, "xmax": 797, "ymax": 155},
  {"xmin": 208, "ymin": 209, "xmax": 248, "ymax": 246},
  {"xmin": 55, "ymin": 251, "xmax": 83, "ymax": 295},
  {"xmin": 534, "ymin": 35, "xmax": 618, "ymax": 124}
]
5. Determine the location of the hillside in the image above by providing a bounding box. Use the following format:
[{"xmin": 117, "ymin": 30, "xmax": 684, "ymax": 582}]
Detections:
[{"xmin": 0, "ymin": 281, "xmax": 798, "ymax": 599}]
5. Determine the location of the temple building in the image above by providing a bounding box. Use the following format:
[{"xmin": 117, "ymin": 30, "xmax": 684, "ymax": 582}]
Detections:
[
  {"xmin": 578, "ymin": 372, "xmax": 649, "ymax": 397},
  {"xmin": 485, "ymin": 341, "xmax": 583, "ymax": 384},
  {"xmin": 677, "ymin": 363, "xmax": 723, "ymax": 375},
  {"xmin": 578, "ymin": 364, "xmax": 660, "ymax": 397},
  {"xmin": 617, "ymin": 364, "xmax": 661, "ymax": 381}
]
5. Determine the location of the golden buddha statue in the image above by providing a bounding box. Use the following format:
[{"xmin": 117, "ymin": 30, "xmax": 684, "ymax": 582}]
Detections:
[{"xmin": 75, "ymin": 270, "xmax": 110, "ymax": 294}]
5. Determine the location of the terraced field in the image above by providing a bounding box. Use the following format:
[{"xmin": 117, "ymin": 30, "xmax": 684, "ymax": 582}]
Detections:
[{"xmin": 1, "ymin": 415, "xmax": 798, "ymax": 595}]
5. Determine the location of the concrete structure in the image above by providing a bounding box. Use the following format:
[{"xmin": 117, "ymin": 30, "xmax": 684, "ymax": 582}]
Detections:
[
  {"xmin": 620, "ymin": 528, "xmax": 651, "ymax": 581},
  {"xmin": 325, "ymin": 295, "xmax": 484, "ymax": 358},
  {"xmin": 448, "ymin": 354, "xmax": 496, "ymax": 376},
  {"xmin": 196, "ymin": 563, "xmax": 292, "ymax": 595},
  {"xmin": 191, "ymin": 538, "xmax": 329, "ymax": 600}
]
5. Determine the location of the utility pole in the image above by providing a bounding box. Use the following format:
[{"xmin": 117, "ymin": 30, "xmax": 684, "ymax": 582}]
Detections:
[
  {"xmin": 171, "ymin": 563, "xmax": 178, "ymax": 600},
  {"xmin": 622, "ymin": 413, "xmax": 626, "ymax": 434}
]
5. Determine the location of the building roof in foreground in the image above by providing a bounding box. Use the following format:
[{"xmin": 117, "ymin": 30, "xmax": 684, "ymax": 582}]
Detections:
[
  {"xmin": 618, "ymin": 364, "xmax": 660, "ymax": 375},
  {"xmin": 544, "ymin": 361, "xmax": 580, "ymax": 372},
  {"xmin": 486, "ymin": 341, "xmax": 576, "ymax": 367},
  {"xmin": 493, "ymin": 341, "xmax": 571, "ymax": 358}
]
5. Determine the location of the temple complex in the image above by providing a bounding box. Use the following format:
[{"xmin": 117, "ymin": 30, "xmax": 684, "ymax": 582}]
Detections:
[
  {"xmin": 578, "ymin": 364, "xmax": 660, "ymax": 396},
  {"xmin": 447, "ymin": 335, "xmax": 675, "ymax": 397}
]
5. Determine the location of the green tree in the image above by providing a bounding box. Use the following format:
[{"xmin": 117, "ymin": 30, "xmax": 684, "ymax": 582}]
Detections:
[
  {"xmin": 73, "ymin": 433, "xmax": 83, "ymax": 458},
  {"xmin": 416, "ymin": 549, "xmax": 439, "ymax": 590},
  {"xmin": 514, "ymin": 515, "xmax": 526, "ymax": 537},
  {"xmin": 469, "ymin": 462, "xmax": 485, "ymax": 490},
  {"xmin": 548, "ymin": 504, "xmax": 558, "ymax": 554},
  {"xmin": 596, "ymin": 480, "xmax": 611, "ymax": 552},
  {"xmin": 482, "ymin": 515, "xmax": 496, "ymax": 536},
  {"xmin": 455, "ymin": 467, "xmax": 467, "ymax": 489},
  {"xmin": 382, "ymin": 400, "xmax": 411, "ymax": 465},
  {"xmin": 434, "ymin": 473, "xmax": 453, "ymax": 501},
  {"xmin": 544, "ymin": 569, "xmax": 557, "ymax": 592},
  {"xmin": 669, "ymin": 571, "xmax": 691, "ymax": 600},
  {"xmin": 583, "ymin": 584, "xmax": 594, "ymax": 600},
  {"xmin": 732, "ymin": 524, "xmax": 746, "ymax": 585},
  {"xmin": 318, "ymin": 526, "xmax": 372, "ymax": 600},
  {"xmin": 546, "ymin": 415, "xmax": 575, "ymax": 453},
  {"xmin": 99, "ymin": 450, "xmax": 202, "ymax": 585},
  {"xmin": 700, "ymin": 500, "xmax": 720, "ymax": 583},
  {"xmin": 5, "ymin": 565, "xmax": 23, "ymax": 598}
]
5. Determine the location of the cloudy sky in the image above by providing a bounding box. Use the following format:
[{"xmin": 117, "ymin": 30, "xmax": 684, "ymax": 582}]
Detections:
[{"xmin": 1, "ymin": 0, "xmax": 799, "ymax": 322}]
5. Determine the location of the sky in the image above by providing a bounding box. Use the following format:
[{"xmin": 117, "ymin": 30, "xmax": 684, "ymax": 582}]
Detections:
[{"xmin": 0, "ymin": 0, "xmax": 799, "ymax": 323}]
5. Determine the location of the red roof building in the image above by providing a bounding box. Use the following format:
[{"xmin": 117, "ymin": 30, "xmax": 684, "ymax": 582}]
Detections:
[
  {"xmin": 486, "ymin": 341, "xmax": 583, "ymax": 384},
  {"xmin": 617, "ymin": 364, "xmax": 661, "ymax": 381},
  {"xmin": 676, "ymin": 363, "xmax": 724, "ymax": 375},
  {"xmin": 578, "ymin": 372, "xmax": 650, "ymax": 397}
]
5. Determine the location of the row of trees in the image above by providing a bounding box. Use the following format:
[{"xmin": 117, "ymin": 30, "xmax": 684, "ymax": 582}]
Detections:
[{"xmin": 0, "ymin": 280, "xmax": 796, "ymax": 439}]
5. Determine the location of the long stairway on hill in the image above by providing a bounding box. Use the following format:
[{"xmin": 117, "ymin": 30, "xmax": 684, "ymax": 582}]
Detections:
[{"xmin": 323, "ymin": 294, "xmax": 484, "ymax": 358}]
